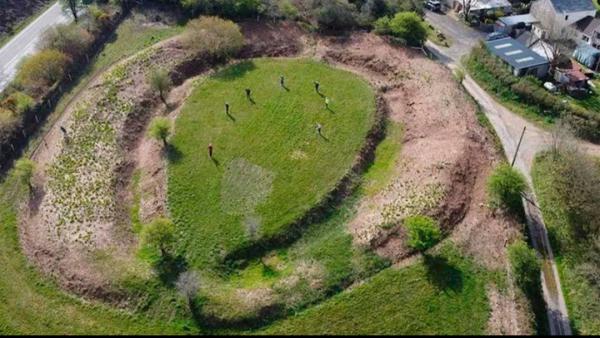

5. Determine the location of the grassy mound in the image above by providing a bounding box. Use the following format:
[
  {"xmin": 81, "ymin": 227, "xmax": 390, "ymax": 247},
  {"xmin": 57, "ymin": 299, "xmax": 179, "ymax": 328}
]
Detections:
[
  {"xmin": 256, "ymin": 245, "xmax": 491, "ymax": 335},
  {"xmin": 168, "ymin": 58, "xmax": 376, "ymax": 267}
]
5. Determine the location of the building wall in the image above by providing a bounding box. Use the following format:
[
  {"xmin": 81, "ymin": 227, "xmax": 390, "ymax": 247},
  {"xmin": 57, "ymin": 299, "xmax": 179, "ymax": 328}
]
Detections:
[{"xmin": 531, "ymin": 0, "xmax": 596, "ymax": 29}]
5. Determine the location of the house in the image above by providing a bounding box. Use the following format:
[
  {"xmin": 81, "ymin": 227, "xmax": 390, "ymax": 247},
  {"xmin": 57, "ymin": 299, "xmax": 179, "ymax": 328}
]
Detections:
[
  {"xmin": 448, "ymin": 0, "xmax": 513, "ymax": 16},
  {"xmin": 530, "ymin": 0, "xmax": 596, "ymax": 29},
  {"xmin": 485, "ymin": 37, "xmax": 551, "ymax": 77},
  {"xmin": 571, "ymin": 16, "xmax": 600, "ymax": 48},
  {"xmin": 495, "ymin": 14, "xmax": 540, "ymax": 35}
]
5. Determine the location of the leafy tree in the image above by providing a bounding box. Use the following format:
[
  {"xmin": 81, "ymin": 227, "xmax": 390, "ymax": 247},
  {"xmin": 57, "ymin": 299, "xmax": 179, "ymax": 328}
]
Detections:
[
  {"xmin": 508, "ymin": 239, "xmax": 540, "ymax": 293},
  {"xmin": 404, "ymin": 215, "xmax": 442, "ymax": 252},
  {"xmin": 148, "ymin": 69, "xmax": 172, "ymax": 104},
  {"xmin": 16, "ymin": 49, "xmax": 71, "ymax": 97},
  {"xmin": 0, "ymin": 108, "xmax": 22, "ymax": 144},
  {"xmin": 487, "ymin": 163, "xmax": 527, "ymax": 214},
  {"xmin": 373, "ymin": 16, "xmax": 391, "ymax": 34},
  {"xmin": 388, "ymin": 11, "xmax": 427, "ymax": 46},
  {"xmin": 317, "ymin": 0, "xmax": 358, "ymax": 31},
  {"xmin": 142, "ymin": 218, "xmax": 176, "ymax": 257},
  {"xmin": 147, "ymin": 117, "xmax": 172, "ymax": 147},
  {"xmin": 14, "ymin": 159, "xmax": 35, "ymax": 191},
  {"xmin": 183, "ymin": 16, "xmax": 244, "ymax": 59},
  {"xmin": 39, "ymin": 23, "xmax": 93, "ymax": 59},
  {"xmin": 60, "ymin": 0, "xmax": 83, "ymax": 23}
]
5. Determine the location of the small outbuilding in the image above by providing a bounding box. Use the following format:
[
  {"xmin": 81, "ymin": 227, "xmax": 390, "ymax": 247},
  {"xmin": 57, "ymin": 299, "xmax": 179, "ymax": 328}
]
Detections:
[
  {"xmin": 495, "ymin": 14, "xmax": 540, "ymax": 34},
  {"xmin": 485, "ymin": 37, "xmax": 550, "ymax": 78}
]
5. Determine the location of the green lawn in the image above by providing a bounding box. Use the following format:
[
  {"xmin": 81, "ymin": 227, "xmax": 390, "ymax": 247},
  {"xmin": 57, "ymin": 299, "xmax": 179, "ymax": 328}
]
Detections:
[
  {"xmin": 168, "ymin": 58, "xmax": 376, "ymax": 268},
  {"xmin": 255, "ymin": 245, "xmax": 491, "ymax": 335}
]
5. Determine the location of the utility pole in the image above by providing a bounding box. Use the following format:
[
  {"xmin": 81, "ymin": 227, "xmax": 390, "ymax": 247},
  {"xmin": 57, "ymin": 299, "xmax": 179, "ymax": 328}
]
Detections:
[{"xmin": 511, "ymin": 126, "xmax": 526, "ymax": 167}]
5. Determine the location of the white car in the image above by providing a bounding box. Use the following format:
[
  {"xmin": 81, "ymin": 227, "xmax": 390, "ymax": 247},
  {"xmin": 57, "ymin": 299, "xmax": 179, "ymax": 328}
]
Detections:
[{"xmin": 544, "ymin": 82, "xmax": 557, "ymax": 92}]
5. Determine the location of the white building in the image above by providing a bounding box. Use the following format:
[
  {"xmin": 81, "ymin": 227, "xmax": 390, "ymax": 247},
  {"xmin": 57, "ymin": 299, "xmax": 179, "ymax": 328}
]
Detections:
[{"xmin": 531, "ymin": 0, "xmax": 596, "ymax": 28}]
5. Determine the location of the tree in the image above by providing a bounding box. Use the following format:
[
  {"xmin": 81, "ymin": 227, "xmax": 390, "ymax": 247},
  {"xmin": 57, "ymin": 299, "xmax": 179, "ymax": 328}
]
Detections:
[
  {"xmin": 317, "ymin": 0, "xmax": 358, "ymax": 31},
  {"xmin": 508, "ymin": 239, "xmax": 540, "ymax": 293},
  {"xmin": 537, "ymin": 13, "xmax": 576, "ymax": 69},
  {"xmin": 142, "ymin": 218, "xmax": 176, "ymax": 257},
  {"xmin": 147, "ymin": 117, "xmax": 172, "ymax": 147},
  {"xmin": 14, "ymin": 159, "xmax": 35, "ymax": 192},
  {"xmin": 175, "ymin": 270, "xmax": 200, "ymax": 310},
  {"xmin": 461, "ymin": 0, "xmax": 479, "ymax": 21},
  {"xmin": 60, "ymin": 0, "xmax": 83, "ymax": 23},
  {"xmin": 148, "ymin": 69, "xmax": 172, "ymax": 104},
  {"xmin": 388, "ymin": 11, "xmax": 428, "ymax": 46},
  {"xmin": 16, "ymin": 49, "xmax": 71, "ymax": 97},
  {"xmin": 39, "ymin": 23, "xmax": 93, "ymax": 59},
  {"xmin": 487, "ymin": 163, "xmax": 527, "ymax": 214},
  {"xmin": 404, "ymin": 215, "xmax": 442, "ymax": 252},
  {"xmin": 183, "ymin": 16, "xmax": 244, "ymax": 59}
]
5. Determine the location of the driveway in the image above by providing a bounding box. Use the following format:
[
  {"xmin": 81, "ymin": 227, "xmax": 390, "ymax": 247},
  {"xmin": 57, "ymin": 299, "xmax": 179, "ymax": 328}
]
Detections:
[
  {"xmin": 425, "ymin": 10, "xmax": 486, "ymax": 64},
  {"xmin": 0, "ymin": 1, "xmax": 72, "ymax": 92}
]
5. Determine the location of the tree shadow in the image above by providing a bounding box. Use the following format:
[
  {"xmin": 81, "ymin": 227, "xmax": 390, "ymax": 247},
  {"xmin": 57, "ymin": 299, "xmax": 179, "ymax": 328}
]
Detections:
[
  {"xmin": 155, "ymin": 253, "xmax": 188, "ymax": 286},
  {"xmin": 166, "ymin": 143, "xmax": 184, "ymax": 164},
  {"xmin": 423, "ymin": 254, "xmax": 464, "ymax": 292},
  {"xmin": 214, "ymin": 61, "xmax": 256, "ymax": 81}
]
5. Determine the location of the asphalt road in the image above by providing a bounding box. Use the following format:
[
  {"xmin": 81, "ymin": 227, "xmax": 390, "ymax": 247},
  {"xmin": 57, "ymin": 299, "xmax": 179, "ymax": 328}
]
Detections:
[
  {"xmin": 424, "ymin": 9, "xmax": 590, "ymax": 336},
  {"xmin": 0, "ymin": 1, "xmax": 71, "ymax": 92}
]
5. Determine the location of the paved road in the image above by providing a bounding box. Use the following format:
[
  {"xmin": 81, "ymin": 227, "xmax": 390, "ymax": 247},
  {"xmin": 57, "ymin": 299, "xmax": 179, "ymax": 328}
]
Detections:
[
  {"xmin": 0, "ymin": 1, "xmax": 72, "ymax": 92},
  {"xmin": 423, "ymin": 9, "xmax": 594, "ymax": 336}
]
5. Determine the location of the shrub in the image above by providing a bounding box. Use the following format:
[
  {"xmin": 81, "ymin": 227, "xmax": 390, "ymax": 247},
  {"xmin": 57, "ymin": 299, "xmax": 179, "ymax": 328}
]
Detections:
[
  {"xmin": 3, "ymin": 92, "xmax": 35, "ymax": 115},
  {"xmin": 147, "ymin": 116, "xmax": 172, "ymax": 147},
  {"xmin": 508, "ymin": 239, "xmax": 541, "ymax": 293},
  {"xmin": 148, "ymin": 69, "xmax": 172, "ymax": 104},
  {"xmin": 0, "ymin": 108, "xmax": 22, "ymax": 144},
  {"xmin": 373, "ymin": 16, "xmax": 391, "ymax": 35},
  {"xmin": 316, "ymin": 0, "xmax": 358, "ymax": 31},
  {"xmin": 141, "ymin": 218, "xmax": 176, "ymax": 257},
  {"xmin": 183, "ymin": 16, "xmax": 244, "ymax": 59},
  {"xmin": 388, "ymin": 11, "xmax": 427, "ymax": 46},
  {"xmin": 39, "ymin": 23, "xmax": 93, "ymax": 59},
  {"xmin": 404, "ymin": 215, "xmax": 442, "ymax": 252},
  {"xmin": 487, "ymin": 163, "xmax": 527, "ymax": 214},
  {"xmin": 16, "ymin": 49, "xmax": 71, "ymax": 97},
  {"xmin": 87, "ymin": 4, "xmax": 112, "ymax": 32},
  {"xmin": 13, "ymin": 158, "xmax": 35, "ymax": 190}
]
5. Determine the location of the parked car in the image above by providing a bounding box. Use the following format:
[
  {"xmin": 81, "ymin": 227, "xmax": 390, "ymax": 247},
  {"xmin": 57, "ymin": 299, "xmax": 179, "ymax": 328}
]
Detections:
[
  {"xmin": 543, "ymin": 82, "xmax": 557, "ymax": 92},
  {"xmin": 485, "ymin": 31, "xmax": 508, "ymax": 41},
  {"xmin": 424, "ymin": 0, "xmax": 441, "ymax": 12}
]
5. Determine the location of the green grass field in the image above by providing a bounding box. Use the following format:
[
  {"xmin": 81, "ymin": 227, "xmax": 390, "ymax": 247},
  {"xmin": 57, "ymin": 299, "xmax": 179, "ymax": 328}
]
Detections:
[
  {"xmin": 255, "ymin": 245, "xmax": 491, "ymax": 335},
  {"xmin": 168, "ymin": 58, "xmax": 376, "ymax": 268}
]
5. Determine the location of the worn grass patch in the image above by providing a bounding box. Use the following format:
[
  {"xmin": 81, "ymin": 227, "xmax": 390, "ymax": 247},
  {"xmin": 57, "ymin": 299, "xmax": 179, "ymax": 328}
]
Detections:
[
  {"xmin": 254, "ymin": 244, "xmax": 491, "ymax": 335},
  {"xmin": 168, "ymin": 58, "xmax": 376, "ymax": 268}
]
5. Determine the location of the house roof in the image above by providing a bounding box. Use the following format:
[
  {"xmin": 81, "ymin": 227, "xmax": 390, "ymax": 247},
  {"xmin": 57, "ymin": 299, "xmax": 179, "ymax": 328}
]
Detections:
[
  {"xmin": 515, "ymin": 31, "xmax": 555, "ymax": 60},
  {"xmin": 485, "ymin": 37, "xmax": 550, "ymax": 69},
  {"xmin": 572, "ymin": 16, "xmax": 600, "ymax": 36},
  {"xmin": 471, "ymin": 0, "xmax": 511, "ymax": 11},
  {"xmin": 498, "ymin": 14, "xmax": 540, "ymax": 27},
  {"xmin": 548, "ymin": 0, "xmax": 595, "ymax": 14}
]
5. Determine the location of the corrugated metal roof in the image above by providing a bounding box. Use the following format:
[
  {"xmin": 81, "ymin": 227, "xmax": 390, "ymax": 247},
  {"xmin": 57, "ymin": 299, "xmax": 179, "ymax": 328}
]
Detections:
[
  {"xmin": 485, "ymin": 37, "xmax": 550, "ymax": 69},
  {"xmin": 549, "ymin": 0, "xmax": 595, "ymax": 13},
  {"xmin": 472, "ymin": 0, "xmax": 511, "ymax": 11},
  {"xmin": 498, "ymin": 14, "xmax": 540, "ymax": 27}
]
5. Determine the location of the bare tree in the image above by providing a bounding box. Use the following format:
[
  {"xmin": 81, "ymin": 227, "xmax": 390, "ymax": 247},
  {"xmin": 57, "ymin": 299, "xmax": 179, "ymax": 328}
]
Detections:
[
  {"xmin": 176, "ymin": 271, "xmax": 200, "ymax": 310},
  {"xmin": 60, "ymin": 0, "xmax": 82, "ymax": 23},
  {"xmin": 550, "ymin": 119, "xmax": 577, "ymax": 158},
  {"xmin": 461, "ymin": 0, "xmax": 479, "ymax": 21},
  {"xmin": 538, "ymin": 14, "xmax": 577, "ymax": 69}
]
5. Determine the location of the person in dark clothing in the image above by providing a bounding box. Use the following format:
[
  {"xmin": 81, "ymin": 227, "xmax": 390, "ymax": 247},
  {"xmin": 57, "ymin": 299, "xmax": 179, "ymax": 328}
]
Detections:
[
  {"xmin": 208, "ymin": 143, "xmax": 213, "ymax": 158},
  {"xmin": 314, "ymin": 81, "xmax": 320, "ymax": 93},
  {"xmin": 225, "ymin": 102, "xmax": 230, "ymax": 115},
  {"xmin": 280, "ymin": 75, "xmax": 285, "ymax": 88},
  {"xmin": 245, "ymin": 88, "xmax": 251, "ymax": 99}
]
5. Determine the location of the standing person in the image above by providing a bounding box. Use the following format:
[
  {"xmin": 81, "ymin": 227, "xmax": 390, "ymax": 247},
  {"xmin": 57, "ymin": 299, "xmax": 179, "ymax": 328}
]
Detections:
[
  {"xmin": 280, "ymin": 75, "xmax": 285, "ymax": 88},
  {"xmin": 225, "ymin": 102, "xmax": 230, "ymax": 115},
  {"xmin": 316, "ymin": 123, "xmax": 322, "ymax": 135},
  {"xmin": 208, "ymin": 143, "xmax": 213, "ymax": 158},
  {"xmin": 325, "ymin": 97, "xmax": 330, "ymax": 109},
  {"xmin": 314, "ymin": 81, "xmax": 320, "ymax": 93},
  {"xmin": 245, "ymin": 88, "xmax": 251, "ymax": 100}
]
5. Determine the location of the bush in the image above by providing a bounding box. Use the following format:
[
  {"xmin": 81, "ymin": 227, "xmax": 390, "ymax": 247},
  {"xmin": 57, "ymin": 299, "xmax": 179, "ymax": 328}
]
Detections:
[
  {"xmin": 316, "ymin": 0, "xmax": 358, "ymax": 31},
  {"xmin": 16, "ymin": 49, "xmax": 71, "ymax": 97},
  {"xmin": 508, "ymin": 239, "xmax": 541, "ymax": 293},
  {"xmin": 13, "ymin": 158, "xmax": 35, "ymax": 189},
  {"xmin": 183, "ymin": 16, "xmax": 244, "ymax": 59},
  {"xmin": 487, "ymin": 163, "xmax": 527, "ymax": 214},
  {"xmin": 387, "ymin": 11, "xmax": 427, "ymax": 46},
  {"xmin": 2, "ymin": 92, "xmax": 35, "ymax": 115},
  {"xmin": 148, "ymin": 69, "xmax": 172, "ymax": 104},
  {"xmin": 0, "ymin": 108, "xmax": 21, "ymax": 144},
  {"xmin": 147, "ymin": 116, "xmax": 172, "ymax": 147},
  {"xmin": 141, "ymin": 218, "xmax": 176, "ymax": 257},
  {"xmin": 373, "ymin": 16, "xmax": 391, "ymax": 34},
  {"xmin": 39, "ymin": 23, "xmax": 93, "ymax": 59},
  {"xmin": 404, "ymin": 215, "xmax": 442, "ymax": 252}
]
